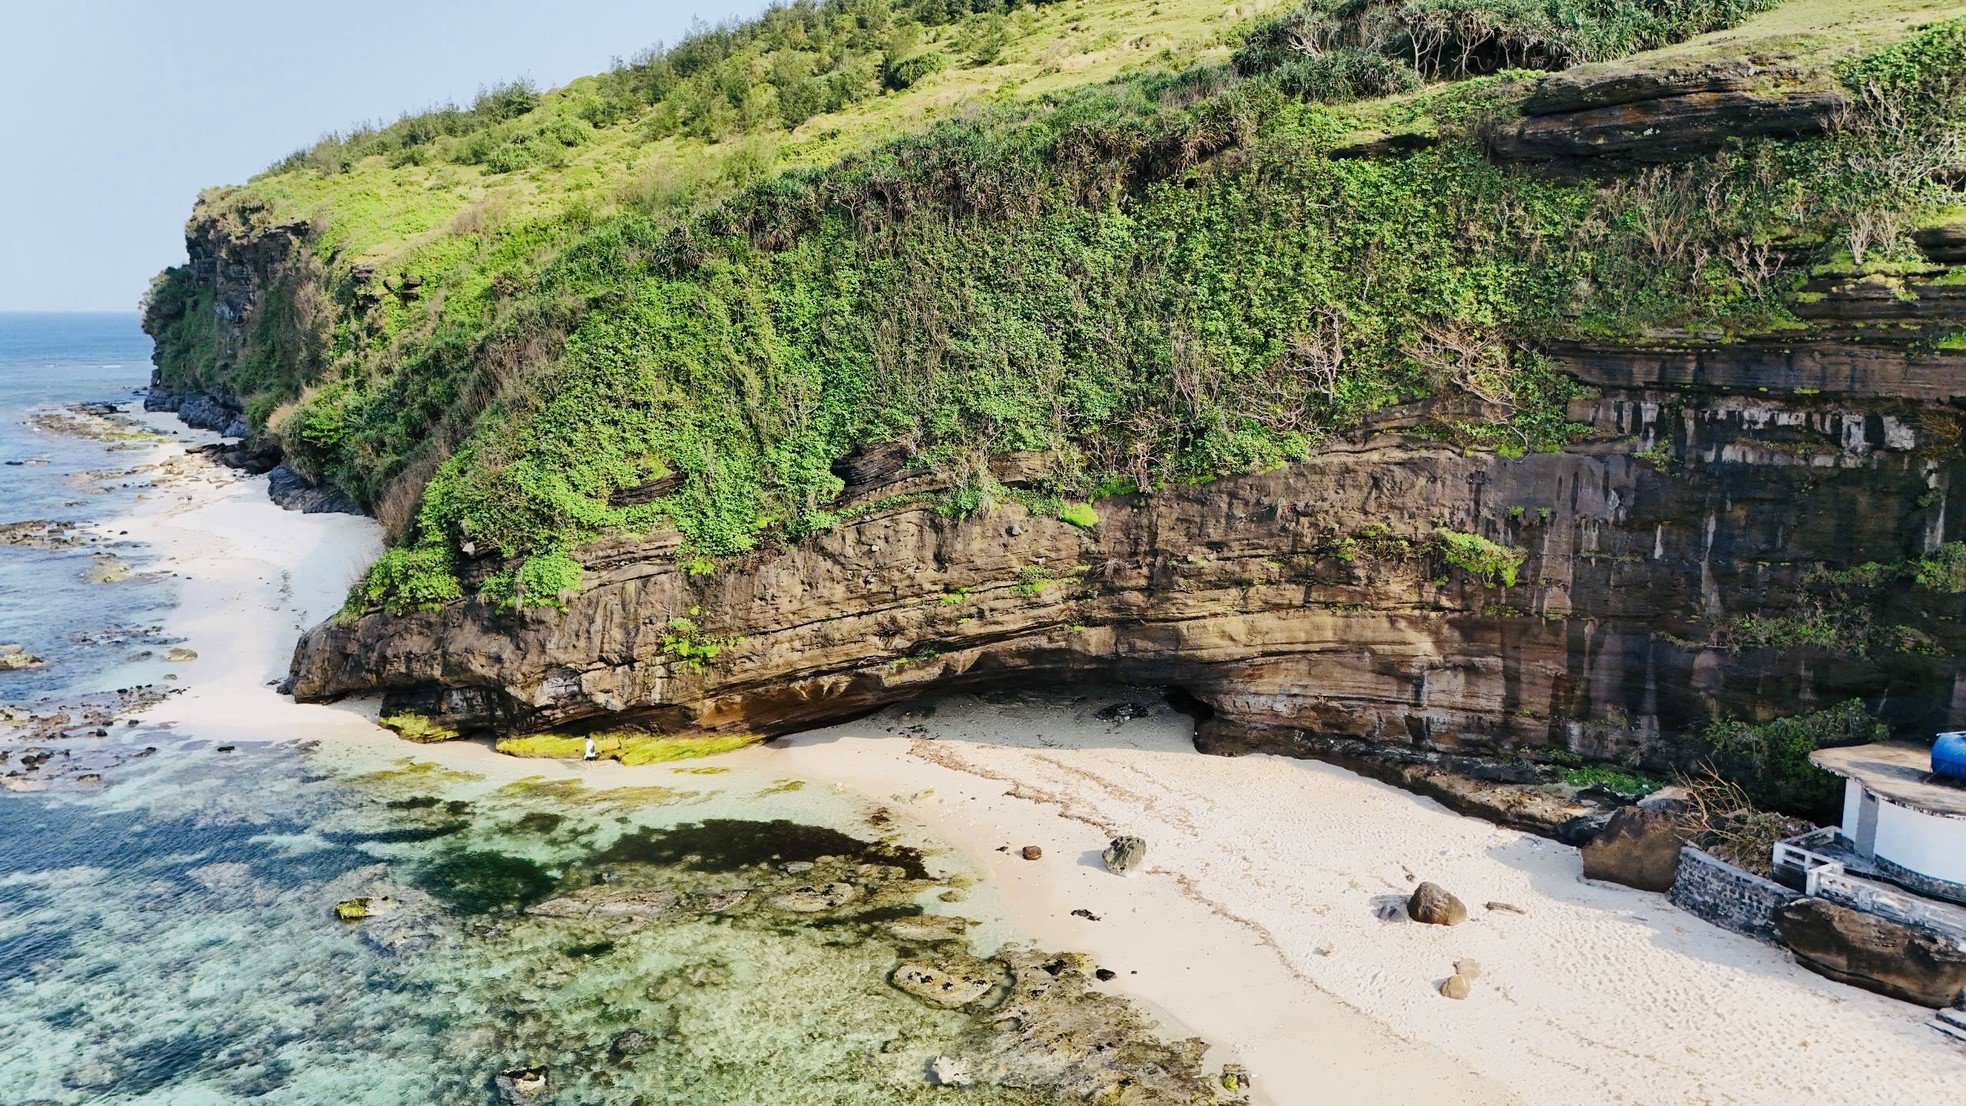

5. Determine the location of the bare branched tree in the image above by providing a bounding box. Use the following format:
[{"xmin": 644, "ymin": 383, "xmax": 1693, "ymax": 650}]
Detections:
[{"xmin": 1403, "ymin": 319, "xmax": 1518, "ymax": 409}]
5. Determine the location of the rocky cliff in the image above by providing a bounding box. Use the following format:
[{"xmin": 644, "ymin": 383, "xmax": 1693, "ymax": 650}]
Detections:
[
  {"xmin": 140, "ymin": 4, "xmax": 1966, "ymax": 788},
  {"xmin": 291, "ymin": 321, "xmax": 1966, "ymax": 772}
]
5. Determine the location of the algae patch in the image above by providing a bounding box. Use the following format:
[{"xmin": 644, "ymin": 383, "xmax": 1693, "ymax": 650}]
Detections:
[{"xmin": 494, "ymin": 730, "xmax": 764, "ymax": 765}]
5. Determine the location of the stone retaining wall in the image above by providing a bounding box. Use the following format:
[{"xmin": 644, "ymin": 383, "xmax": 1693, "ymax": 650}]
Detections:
[{"xmin": 1668, "ymin": 846, "xmax": 1803, "ymax": 943}]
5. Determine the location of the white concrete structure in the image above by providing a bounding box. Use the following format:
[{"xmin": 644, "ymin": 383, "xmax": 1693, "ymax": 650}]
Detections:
[{"xmin": 1812, "ymin": 743, "xmax": 1966, "ymax": 902}]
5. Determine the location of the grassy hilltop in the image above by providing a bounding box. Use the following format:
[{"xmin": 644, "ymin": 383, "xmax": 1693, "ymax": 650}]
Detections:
[{"xmin": 145, "ymin": 0, "xmax": 1966, "ymax": 612}]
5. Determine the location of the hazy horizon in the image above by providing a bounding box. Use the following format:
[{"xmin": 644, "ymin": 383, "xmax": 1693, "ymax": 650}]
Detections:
[{"xmin": 0, "ymin": 1, "xmax": 763, "ymax": 313}]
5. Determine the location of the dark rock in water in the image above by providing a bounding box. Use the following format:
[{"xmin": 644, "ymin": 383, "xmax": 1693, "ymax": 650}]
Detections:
[
  {"xmin": 1580, "ymin": 795, "xmax": 1698, "ymax": 892},
  {"xmin": 1407, "ymin": 882, "xmax": 1468, "ymax": 927},
  {"xmin": 493, "ymin": 1066, "xmax": 549, "ymax": 1104},
  {"xmin": 1102, "ymin": 835, "xmax": 1146, "ymax": 876},
  {"xmin": 1775, "ymin": 898, "xmax": 1966, "ymax": 1008},
  {"xmin": 266, "ymin": 464, "xmax": 364, "ymax": 515},
  {"xmin": 76, "ymin": 402, "xmax": 119, "ymax": 416}
]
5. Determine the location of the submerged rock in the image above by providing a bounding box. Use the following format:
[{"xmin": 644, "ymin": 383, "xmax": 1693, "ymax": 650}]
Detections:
[
  {"xmin": 889, "ymin": 957, "xmax": 1005, "ymax": 1009},
  {"xmin": 1408, "ymin": 882, "xmax": 1468, "ymax": 926},
  {"xmin": 527, "ymin": 886, "xmax": 681, "ymax": 922},
  {"xmin": 963, "ymin": 948, "xmax": 1219, "ymax": 1102},
  {"xmin": 929, "ymin": 1055, "xmax": 973, "ymax": 1087},
  {"xmin": 0, "ymin": 644, "xmax": 45, "ymax": 671},
  {"xmin": 333, "ymin": 897, "xmax": 386, "ymax": 921},
  {"xmin": 886, "ymin": 914, "xmax": 969, "ymax": 943},
  {"xmin": 769, "ymin": 882, "xmax": 858, "ymax": 913},
  {"xmin": 1101, "ymin": 835, "xmax": 1147, "ymax": 876},
  {"xmin": 493, "ymin": 1066, "xmax": 549, "ymax": 1103}
]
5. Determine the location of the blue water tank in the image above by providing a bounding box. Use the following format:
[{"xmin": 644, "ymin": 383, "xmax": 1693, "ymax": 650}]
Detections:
[{"xmin": 1935, "ymin": 731, "xmax": 1966, "ymax": 782}]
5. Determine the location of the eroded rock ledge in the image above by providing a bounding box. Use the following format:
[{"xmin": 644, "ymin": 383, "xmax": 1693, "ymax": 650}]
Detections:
[{"xmin": 292, "ymin": 339, "xmax": 1966, "ymax": 769}]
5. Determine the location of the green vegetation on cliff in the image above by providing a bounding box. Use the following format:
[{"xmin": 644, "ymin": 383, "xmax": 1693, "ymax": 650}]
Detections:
[{"xmin": 145, "ymin": 0, "xmax": 1966, "ymax": 612}]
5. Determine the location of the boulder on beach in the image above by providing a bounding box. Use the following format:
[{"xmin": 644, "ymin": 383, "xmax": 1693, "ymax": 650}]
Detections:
[
  {"xmin": 1579, "ymin": 794, "xmax": 1698, "ymax": 892},
  {"xmin": 890, "ymin": 957, "xmax": 1005, "ymax": 1009},
  {"xmin": 1407, "ymin": 882, "xmax": 1468, "ymax": 926},
  {"xmin": 1102, "ymin": 835, "xmax": 1147, "ymax": 876},
  {"xmin": 1775, "ymin": 898, "xmax": 1966, "ymax": 1008}
]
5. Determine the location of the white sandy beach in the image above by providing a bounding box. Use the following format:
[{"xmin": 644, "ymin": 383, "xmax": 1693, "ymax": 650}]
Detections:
[{"xmin": 104, "ymin": 416, "xmax": 1965, "ymax": 1106}]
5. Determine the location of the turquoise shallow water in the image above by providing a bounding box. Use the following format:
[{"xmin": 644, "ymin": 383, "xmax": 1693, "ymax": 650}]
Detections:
[
  {"xmin": 0, "ymin": 314, "xmax": 1214, "ymax": 1105},
  {"xmin": 0, "ymin": 726, "xmax": 1052, "ymax": 1105},
  {"xmin": 0, "ymin": 312, "xmax": 178, "ymax": 700}
]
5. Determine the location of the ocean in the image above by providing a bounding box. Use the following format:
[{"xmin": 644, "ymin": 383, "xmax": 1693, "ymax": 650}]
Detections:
[{"xmin": 0, "ymin": 313, "xmax": 1103, "ymax": 1105}]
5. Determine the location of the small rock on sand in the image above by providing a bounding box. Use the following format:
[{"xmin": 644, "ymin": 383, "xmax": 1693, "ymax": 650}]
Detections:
[
  {"xmin": 164, "ymin": 647, "xmax": 198, "ymax": 662},
  {"xmin": 1102, "ymin": 835, "xmax": 1147, "ymax": 876},
  {"xmin": 1454, "ymin": 958, "xmax": 1483, "ymax": 980},
  {"xmin": 1408, "ymin": 882, "xmax": 1468, "ymax": 926},
  {"xmin": 1021, "ymin": 845, "xmax": 1043, "ymax": 860},
  {"xmin": 1439, "ymin": 973, "xmax": 1473, "ymax": 999},
  {"xmin": 1485, "ymin": 901, "xmax": 1526, "ymax": 915}
]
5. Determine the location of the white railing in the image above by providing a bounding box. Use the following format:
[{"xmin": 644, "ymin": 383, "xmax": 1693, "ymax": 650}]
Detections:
[{"xmin": 1771, "ymin": 826, "xmax": 1844, "ymax": 884}]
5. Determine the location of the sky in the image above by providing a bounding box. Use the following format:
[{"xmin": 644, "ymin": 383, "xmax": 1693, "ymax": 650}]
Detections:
[{"xmin": 0, "ymin": 1, "xmax": 765, "ymax": 312}]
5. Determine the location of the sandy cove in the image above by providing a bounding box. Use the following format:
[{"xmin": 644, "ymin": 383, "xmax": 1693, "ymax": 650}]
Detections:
[{"xmin": 108, "ymin": 413, "xmax": 1964, "ymax": 1105}]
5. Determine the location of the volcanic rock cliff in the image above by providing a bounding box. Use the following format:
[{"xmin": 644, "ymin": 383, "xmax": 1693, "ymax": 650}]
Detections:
[
  {"xmin": 290, "ymin": 329, "xmax": 1966, "ymax": 773},
  {"xmin": 144, "ymin": 5, "xmax": 1966, "ymax": 787}
]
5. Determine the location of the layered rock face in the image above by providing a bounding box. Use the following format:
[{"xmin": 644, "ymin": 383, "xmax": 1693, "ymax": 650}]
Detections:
[
  {"xmin": 292, "ymin": 328, "xmax": 1966, "ymax": 764},
  {"xmin": 1489, "ymin": 60, "xmax": 1844, "ymax": 168},
  {"xmin": 143, "ymin": 53, "xmax": 1964, "ymax": 764}
]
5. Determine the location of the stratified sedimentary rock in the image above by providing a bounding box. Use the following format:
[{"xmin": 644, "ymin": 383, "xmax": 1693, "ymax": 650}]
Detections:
[{"xmin": 1774, "ymin": 898, "xmax": 1966, "ymax": 1008}]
